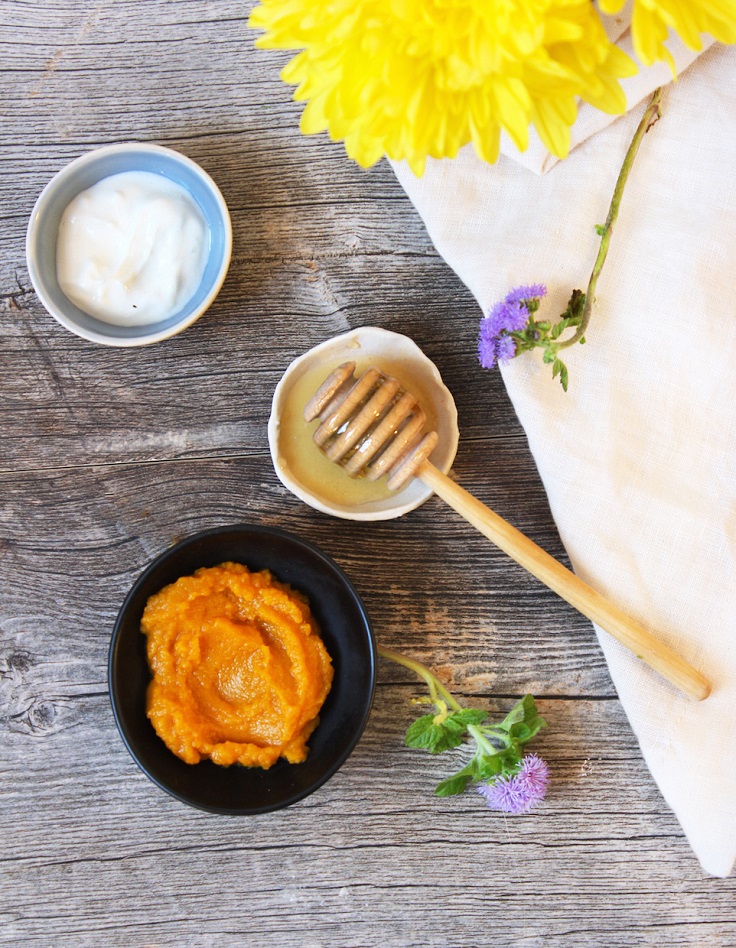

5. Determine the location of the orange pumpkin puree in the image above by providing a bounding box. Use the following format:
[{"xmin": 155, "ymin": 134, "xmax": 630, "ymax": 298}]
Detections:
[{"xmin": 141, "ymin": 562, "xmax": 333, "ymax": 769}]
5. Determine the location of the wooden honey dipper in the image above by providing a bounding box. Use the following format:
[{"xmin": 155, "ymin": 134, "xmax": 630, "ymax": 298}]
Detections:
[{"xmin": 305, "ymin": 361, "xmax": 711, "ymax": 701}]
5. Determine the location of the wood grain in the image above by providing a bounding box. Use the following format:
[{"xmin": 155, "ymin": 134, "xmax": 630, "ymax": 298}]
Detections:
[
  {"xmin": 1, "ymin": 1, "xmax": 734, "ymax": 945},
  {"xmin": 3, "ymin": 691, "xmax": 732, "ymax": 948}
]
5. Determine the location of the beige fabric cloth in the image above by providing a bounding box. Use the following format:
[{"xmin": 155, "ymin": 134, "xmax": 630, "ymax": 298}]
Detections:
[{"xmin": 392, "ymin": 42, "xmax": 736, "ymax": 877}]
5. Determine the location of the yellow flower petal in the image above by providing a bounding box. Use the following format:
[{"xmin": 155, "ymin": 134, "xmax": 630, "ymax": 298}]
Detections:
[
  {"xmin": 299, "ymin": 95, "xmax": 330, "ymax": 135},
  {"xmin": 469, "ymin": 117, "xmax": 501, "ymax": 166},
  {"xmin": 619, "ymin": 0, "xmax": 736, "ymax": 68},
  {"xmin": 531, "ymin": 97, "xmax": 573, "ymax": 158},
  {"xmin": 249, "ymin": 0, "xmax": 643, "ymax": 174}
]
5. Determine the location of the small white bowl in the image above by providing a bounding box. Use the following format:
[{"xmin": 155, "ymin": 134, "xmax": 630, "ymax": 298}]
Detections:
[
  {"xmin": 268, "ymin": 327, "xmax": 459, "ymax": 521},
  {"xmin": 26, "ymin": 143, "xmax": 232, "ymax": 347}
]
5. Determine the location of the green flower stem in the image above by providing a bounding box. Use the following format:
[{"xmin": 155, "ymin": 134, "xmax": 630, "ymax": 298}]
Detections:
[
  {"xmin": 467, "ymin": 723, "xmax": 500, "ymax": 757},
  {"xmin": 479, "ymin": 726, "xmax": 511, "ymax": 743},
  {"xmin": 557, "ymin": 86, "xmax": 663, "ymax": 350},
  {"xmin": 377, "ymin": 645, "xmax": 463, "ymax": 712}
]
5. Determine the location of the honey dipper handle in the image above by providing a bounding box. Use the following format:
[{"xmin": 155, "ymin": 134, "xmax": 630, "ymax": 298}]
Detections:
[{"xmin": 417, "ymin": 461, "xmax": 711, "ymax": 701}]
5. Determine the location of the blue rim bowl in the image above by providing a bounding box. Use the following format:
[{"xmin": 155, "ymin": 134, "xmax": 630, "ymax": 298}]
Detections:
[
  {"xmin": 26, "ymin": 143, "xmax": 232, "ymax": 346},
  {"xmin": 109, "ymin": 524, "xmax": 377, "ymax": 814}
]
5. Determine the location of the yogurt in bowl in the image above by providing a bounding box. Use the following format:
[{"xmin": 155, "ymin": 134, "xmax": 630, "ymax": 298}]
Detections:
[
  {"xmin": 56, "ymin": 170, "xmax": 209, "ymax": 326},
  {"xmin": 26, "ymin": 143, "xmax": 232, "ymax": 346}
]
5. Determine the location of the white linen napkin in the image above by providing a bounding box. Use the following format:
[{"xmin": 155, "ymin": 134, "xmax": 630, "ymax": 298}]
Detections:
[{"xmin": 392, "ymin": 43, "xmax": 736, "ymax": 877}]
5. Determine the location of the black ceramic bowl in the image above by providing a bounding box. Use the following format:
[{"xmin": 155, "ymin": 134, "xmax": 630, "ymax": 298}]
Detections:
[{"xmin": 109, "ymin": 524, "xmax": 376, "ymax": 814}]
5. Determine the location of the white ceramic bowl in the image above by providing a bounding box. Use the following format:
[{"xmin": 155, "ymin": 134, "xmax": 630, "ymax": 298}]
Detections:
[
  {"xmin": 268, "ymin": 327, "xmax": 459, "ymax": 521},
  {"xmin": 26, "ymin": 143, "xmax": 232, "ymax": 346}
]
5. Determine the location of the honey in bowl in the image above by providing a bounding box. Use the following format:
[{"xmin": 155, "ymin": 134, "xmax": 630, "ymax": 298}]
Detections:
[
  {"xmin": 268, "ymin": 327, "xmax": 460, "ymax": 523},
  {"xmin": 276, "ymin": 354, "xmax": 441, "ymax": 508},
  {"xmin": 141, "ymin": 562, "xmax": 333, "ymax": 769}
]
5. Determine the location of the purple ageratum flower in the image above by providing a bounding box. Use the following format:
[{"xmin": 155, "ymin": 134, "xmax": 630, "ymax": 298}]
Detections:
[
  {"xmin": 477, "ymin": 754, "xmax": 550, "ymax": 814},
  {"xmin": 478, "ymin": 321, "xmax": 500, "ymax": 369},
  {"xmin": 495, "ymin": 334, "xmax": 517, "ymax": 362},
  {"xmin": 478, "ymin": 285, "xmax": 545, "ymax": 371},
  {"xmin": 504, "ymin": 283, "xmax": 547, "ymax": 305},
  {"xmin": 478, "ymin": 302, "xmax": 527, "ymax": 369},
  {"xmin": 486, "ymin": 299, "xmax": 530, "ymax": 336}
]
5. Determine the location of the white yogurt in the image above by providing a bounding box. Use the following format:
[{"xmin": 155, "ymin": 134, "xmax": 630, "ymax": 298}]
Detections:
[{"xmin": 56, "ymin": 170, "xmax": 209, "ymax": 326}]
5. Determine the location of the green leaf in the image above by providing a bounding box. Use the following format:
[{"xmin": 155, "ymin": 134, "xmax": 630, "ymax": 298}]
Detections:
[
  {"xmin": 500, "ymin": 695, "xmax": 537, "ymax": 730},
  {"xmin": 434, "ymin": 772, "xmax": 473, "ymax": 796},
  {"xmin": 405, "ymin": 708, "xmax": 486, "ymax": 754},
  {"xmin": 449, "ymin": 708, "xmax": 488, "ymax": 728},
  {"xmin": 439, "ymin": 718, "xmax": 466, "ymax": 738},
  {"xmin": 550, "ymin": 320, "xmax": 565, "ymax": 340},
  {"xmin": 508, "ymin": 723, "xmax": 531, "ymax": 742},
  {"xmin": 560, "ymin": 363, "xmax": 569, "ymax": 392},
  {"xmin": 499, "ymin": 695, "xmax": 548, "ymax": 747},
  {"xmin": 504, "ymin": 739, "xmax": 522, "ymax": 761},
  {"xmin": 475, "ymin": 746, "xmax": 527, "ymax": 783},
  {"xmin": 434, "ymin": 761, "xmax": 475, "ymax": 796},
  {"xmin": 472, "ymin": 753, "xmax": 506, "ymax": 782},
  {"xmin": 499, "ymin": 696, "xmax": 526, "ymax": 729},
  {"xmin": 404, "ymin": 714, "xmax": 459, "ymax": 753},
  {"xmin": 595, "ymin": 224, "xmax": 606, "ymax": 236},
  {"xmin": 508, "ymin": 716, "xmax": 547, "ymax": 744},
  {"xmin": 404, "ymin": 713, "xmax": 435, "ymax": 742},
  {"xmin": 552, "ymin": 358, "xmax": 562, "ymax": 378}
]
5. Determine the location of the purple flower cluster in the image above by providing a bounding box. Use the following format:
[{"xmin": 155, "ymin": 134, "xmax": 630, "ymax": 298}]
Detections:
[
  {"xmin": 478, "ymin": 284, "xmax": 547, "ymax": 369},
  {"xmin": 477, "ymin": 754, "xmax": 550, "ymax": 814},
  {"xmin": 504, "ymin": 283, "xmax": 547, "ymax": 305}
]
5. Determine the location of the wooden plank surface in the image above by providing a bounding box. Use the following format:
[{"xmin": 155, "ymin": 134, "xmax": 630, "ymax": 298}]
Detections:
[{"xmin": 1, "ymin": 1, "xmax": 734, "ymax": 945}]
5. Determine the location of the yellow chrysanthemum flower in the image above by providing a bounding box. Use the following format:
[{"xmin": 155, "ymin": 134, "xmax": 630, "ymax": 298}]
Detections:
[
  {"xmin": 249, "ymin": 0, "xmax": 637, "ymax": 175},
  {"xmin": 600, "ymin": 0, "xmax": 736, "ymax": 70}
]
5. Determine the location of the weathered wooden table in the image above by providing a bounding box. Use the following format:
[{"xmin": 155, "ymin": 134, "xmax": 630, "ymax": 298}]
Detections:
[{"xmin": 2, "ymin": 3, "xmax": 735, "ymax": 945}]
